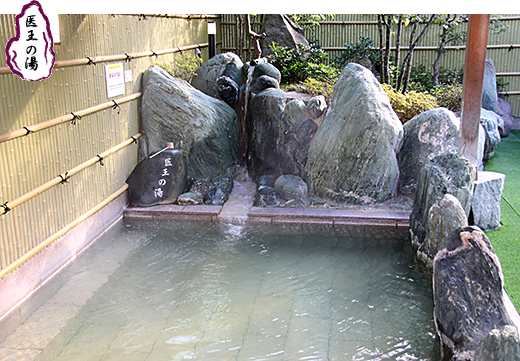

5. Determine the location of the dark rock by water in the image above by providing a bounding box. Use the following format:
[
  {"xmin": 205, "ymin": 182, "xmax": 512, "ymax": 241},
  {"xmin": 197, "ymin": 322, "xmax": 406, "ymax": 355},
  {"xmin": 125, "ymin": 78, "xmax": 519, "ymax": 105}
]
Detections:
[
  {"xmin": 190, "ymin": 174, "xmax": 234, "ymax": 197},
  {"xmin": 410, "ymin": 152, "xmax": 476, "ymax": 251},
  {"xmin": 140, "ymin": 67, "xmax": 240, "ymax": 180},
  {"xmin": 126, "ymin": 148, "xmax": 187, "ymax": 207},
  {"xmin": 305, "ymin": 63, "xmax": 403, "ymax": 205},
  {"xmin": 274, "ymin": 174, "xmax": 308, "ymax": 202},
  {"xmin": 248, "ymin": 88, "xmax": 288, "ymax": 179},
  {"xmin": 255, "ymin": 186, "xmax": 282, "ymax": 207},
  {"xmin": 398, "ymin": 108, "xmax": 460, "ymax": 198},
  {"xmin": 433, "ymin": 226, "xmax": 514, "ymax": 360},
  {"xmin": 203, "ymin": 187, "xmax": 228, "ymax": 205}
]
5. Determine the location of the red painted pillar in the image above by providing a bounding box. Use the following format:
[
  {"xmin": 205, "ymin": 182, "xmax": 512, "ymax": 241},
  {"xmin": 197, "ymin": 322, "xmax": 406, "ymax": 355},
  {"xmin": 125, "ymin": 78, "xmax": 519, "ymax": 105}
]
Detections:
[{"xmin": 459, "ymin": 14, "xmax": 490, "ymax": 167}]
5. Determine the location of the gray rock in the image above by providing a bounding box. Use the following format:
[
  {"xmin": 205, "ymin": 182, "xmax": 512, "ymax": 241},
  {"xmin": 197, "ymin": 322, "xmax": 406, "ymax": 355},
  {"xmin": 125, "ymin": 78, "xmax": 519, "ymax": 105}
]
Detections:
[
  {"xmin": 250, "ymin": 75, "xmax": 279, "ymax": 94},
  {"xmin": 410, "ymin": 152, "xmax": 476, "ymax": 250},
  {"xmin": 274, "ymin": 174, "xmax": 308, "ymax": 202},
  {"xmin": 190, "ymin": 175, "xmax": 234, "ymax": 197},
  {"xmin": 497, "ymin": 97, "xmax": 513, "ymax": 137},
  {"xmin": 285, "ymin": 198, "xmax": 305, "ymax": 208},
  {"xmin": 474, "ymin": 326, "xmax": 520, "ymax": 361},
  {"xmin": 140, "ymin": 67, "xmax": 240, "ymax": 180},
  {"xmin": 252, "ymin": 62, "xmax": 282, "ymax": 84},
  {"xmin": 177, "ymin": 192, "xmax": 203, "ymax": 205},
  {"xmin": 255, "ymin": 186, "xmax": 282, "ymax": 207},
  {"xmin": 284, "ymin": 99, "xmax": 307, "ymax": 126},
  {"xmin": 191, "ymin": 52, "xmax": 244, "ymax": 98},
  {"xmin": 216, "ymin": 75, "xmax": 239, "ymax": 107},
  {"xmin": 126, "ymin": 148, "xmax": 187, "ymax": 207},
  {"xmin": 257, "ymin": 174, "xmax": 277, "ymax": 189},
  {"xmin": 398, "ymin": 108, "xmax": 460, "ymax": 198},
  {"xmin": 305, "ymin": 63, "xmax": 404, "ymax": 205},
  {"xmin": 482, "ymin": 57, "xmax": 498, "ymax": 113},
  {"xmin": 203, "ymin": 187, "xmax": 228, "ymax": 205},
  {"xmin": 307, "ymin": 95, "xmax": 327, "ymax": 119},
  {"xmin": 261, "ymin": 14, "xmax": 309, "ymax": 57},
  {"xmin": 480, "ymin": 108, "xmax": 503, "ymax": 162},
  {"xmin": 472, "ymin": 171, "xmax": 505, "ymax": 231},
  {"xmin": 433, "ymin": 226, "xmax": 514, "ymax": 360},
  {"xmin": 248, "ymin": 88, "xmax": 288, "ymax": 179},
  {"xmin": 417, "ymin": 194, "xmax": 468, "ymax": 267}
]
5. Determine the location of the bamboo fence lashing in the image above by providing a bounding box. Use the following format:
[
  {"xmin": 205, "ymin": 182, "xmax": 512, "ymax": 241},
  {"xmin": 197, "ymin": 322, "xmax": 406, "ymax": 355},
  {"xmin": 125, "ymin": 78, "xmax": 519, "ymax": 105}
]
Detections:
[
  {"xmin": 0, "ymin": 93, "xmax": 142, "ymax": 144},
  {"xmin": 0, "ymin": 132, "xmax": 142, "ymax": 216},
  {"xmin": 0, "ymin": 43, "xmax": 209, "ymax": 75}
]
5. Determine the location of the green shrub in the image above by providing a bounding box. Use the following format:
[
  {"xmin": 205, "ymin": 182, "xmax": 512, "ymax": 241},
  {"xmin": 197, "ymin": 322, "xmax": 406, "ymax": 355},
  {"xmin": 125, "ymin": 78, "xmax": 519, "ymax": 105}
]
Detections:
[
  {"xmin": 156, "ymin": 54, "xmax": 203, "ymax": 82},
  {"xmin": 382, "ymin": 83, "xmax": 438, "ymax": 123},
  {"xmin": 432, "ymin": 84, "xmax": 463, "ymax": 113},
  {"xmin": 267, "ymin": 42, "xmax": 340, "ymax": 84},
  {"xmin": 333, "ymin": 36, "xmax": 380, "ymax": 70},
  {"xmin": 282, "ymin": 78, "xmax": 335, "ymax": 104}
]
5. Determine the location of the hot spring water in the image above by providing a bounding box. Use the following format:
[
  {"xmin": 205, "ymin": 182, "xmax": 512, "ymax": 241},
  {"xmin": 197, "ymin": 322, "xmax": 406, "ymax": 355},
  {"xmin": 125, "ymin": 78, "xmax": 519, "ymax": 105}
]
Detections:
[{"xmin": 1, "ymin": 219, "xmax": 439, "ymax": 360}]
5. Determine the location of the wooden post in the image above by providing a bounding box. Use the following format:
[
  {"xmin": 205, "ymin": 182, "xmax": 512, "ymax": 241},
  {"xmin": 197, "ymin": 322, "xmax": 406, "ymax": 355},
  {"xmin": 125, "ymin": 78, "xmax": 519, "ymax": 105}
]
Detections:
[{"xmin": 459, "ymin": 14, "xmax": 490, "ymax": 167}]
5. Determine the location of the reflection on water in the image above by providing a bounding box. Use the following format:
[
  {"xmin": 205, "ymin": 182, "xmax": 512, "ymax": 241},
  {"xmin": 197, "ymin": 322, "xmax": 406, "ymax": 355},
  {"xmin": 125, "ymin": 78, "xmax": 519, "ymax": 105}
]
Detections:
[{"xmin": 11, "ymin": 219, "xmax": 438, "ymax": 360}]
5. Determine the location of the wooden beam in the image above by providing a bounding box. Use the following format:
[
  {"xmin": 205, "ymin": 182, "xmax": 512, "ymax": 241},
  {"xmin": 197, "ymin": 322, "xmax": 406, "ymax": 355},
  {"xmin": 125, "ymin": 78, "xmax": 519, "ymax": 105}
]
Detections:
[{"xmin": 459, "ymin": 14, "xmax": 490, "ymax": 167}]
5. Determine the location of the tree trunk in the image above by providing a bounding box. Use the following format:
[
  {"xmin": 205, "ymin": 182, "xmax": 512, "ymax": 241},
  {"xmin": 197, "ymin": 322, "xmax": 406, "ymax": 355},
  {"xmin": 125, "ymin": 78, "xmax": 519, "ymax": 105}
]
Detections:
[
  {"xmin": 378, "ymin": 15, "xmax": 386, "ymax": 83},
  {"xmin": 384, "ymin": 16, "xmax": 392, "ymax": 85},
  {"xmin": 399, "ymin": 15, "xmax": 436, "ymax": 92},
  {"xmin": 394, "ymin": 17, "xmax": 403, "ymax": 87}
]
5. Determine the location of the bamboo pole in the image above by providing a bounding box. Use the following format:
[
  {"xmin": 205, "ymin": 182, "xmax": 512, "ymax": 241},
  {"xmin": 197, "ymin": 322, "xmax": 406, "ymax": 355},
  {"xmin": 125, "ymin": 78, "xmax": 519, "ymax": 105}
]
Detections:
[
  {"xmin": 0, "ymin": 133, "xmax": 142, "ymax": 216},
  {"xmin": 0, "ymin": 43, "xmax": 208, "ymax": 75},
  {"xmin": 459, "ymin": 14, "xmax": 490, "ymax": 167},
  {"xmin": 0, "ymin": 184, "xmax": 129, "ymax": 279},
  {"xmin": 0, "ymin": 93, "xmax": 142, "ymax": 144}
]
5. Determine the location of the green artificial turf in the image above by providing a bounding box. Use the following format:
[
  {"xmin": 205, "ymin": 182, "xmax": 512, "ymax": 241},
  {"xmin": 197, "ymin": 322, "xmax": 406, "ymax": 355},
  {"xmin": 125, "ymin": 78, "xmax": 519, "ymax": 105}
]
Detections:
[{"xmin": 484, "ymin": 129, "xmax": 520, "ymax": 311}]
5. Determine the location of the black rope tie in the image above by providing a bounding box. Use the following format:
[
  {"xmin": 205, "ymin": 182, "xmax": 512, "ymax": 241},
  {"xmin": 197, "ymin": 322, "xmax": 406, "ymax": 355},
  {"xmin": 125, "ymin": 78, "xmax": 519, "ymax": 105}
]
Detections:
[
  {"xmin": 1, "ymin": 202, "xmax": 11, "ymax": 214},
  {"xmin": 150, "ymin": 50, "xmax": 158, "ymax": 58},
  {"xmin": 23, "ymin": 126, "xmax": 32, "ymax": 136},
  {"xmin": 130, "ymin": 136, "xmax": 138, "ymax": 144},
  {"xmin": 112, "ymin": 100, "xmax": 121, "ymax": 114},
  {"xmin": 124, "ymin": 53, "xmax": 133, "ymax": 62},
  {"xmin": 59, "ymin": 172, "xmax": 69, "ymax": 184},
  {"xmin": 97, "ymin": 155, "xmax": 105, "ymax": 166},
  {"xmin": 86, "ymin": 57, "xmax": 96, "ymax": 65},
  {"xmin": 70, "ymin": 112, "xmax": 81, "ymax": 125}
]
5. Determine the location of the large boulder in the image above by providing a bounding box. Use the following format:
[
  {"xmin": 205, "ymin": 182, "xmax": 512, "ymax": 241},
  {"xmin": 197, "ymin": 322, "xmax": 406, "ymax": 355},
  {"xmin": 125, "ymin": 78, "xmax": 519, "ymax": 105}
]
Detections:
[
  {"xmin": 126, "ymin": 148, "xmax": 187, "ymax": 207},
  {"xmin": 482, "ymin": 57, "xmax": 498, "ymax": 113},
  {"xmin": 474, "ymin": 326, "xmax": 520, "ymax": 361},
  {"xmin": 398, "ymin": 108, "xmax": 460, "ymax": 198},
  {"xmin": 305, "ymin": 63, "xmax": 404, "ymax": 205},
  {"xmin": 417, "ymin": 194, "xmax": 468, "ymax": 267},
  {"xmin": 471, "ymin": 171, "xmax": 505, "ymax": 231},
  {"xmin": 261, "ymin": 14, "xmax": 309, "ymax": 57},
  {"xmin": 480, "ymin": 108, "xmax": 503, "ymax": 162},
  {"xmin": 433, "ymin": 226, "xmax": 514, "ymax": 360},
  {"xmin": 191, "ymin": 52, "xmax": 244, "ymax": 100},
  {"xmin": 248, "ymin": 88, "xmax": 288, "ymax": 179},
  {"xmin": 140, "ymin": 66, "xmax": 240, "ymax": 180},
  {"xmin": 497, "ymin": 97, "xmax": 513, "ymax": 137},
  {"xmin": 410, "ymin": 152, "xmax": 476, "ymax": 251}
]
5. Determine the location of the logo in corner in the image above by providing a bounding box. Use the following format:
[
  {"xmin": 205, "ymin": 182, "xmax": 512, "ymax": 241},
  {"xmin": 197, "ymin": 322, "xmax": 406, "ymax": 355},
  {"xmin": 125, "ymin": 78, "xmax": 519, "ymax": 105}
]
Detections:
[{"xmin": 5, "ymin": 0, "xmax": 55, "ymax": 81}]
